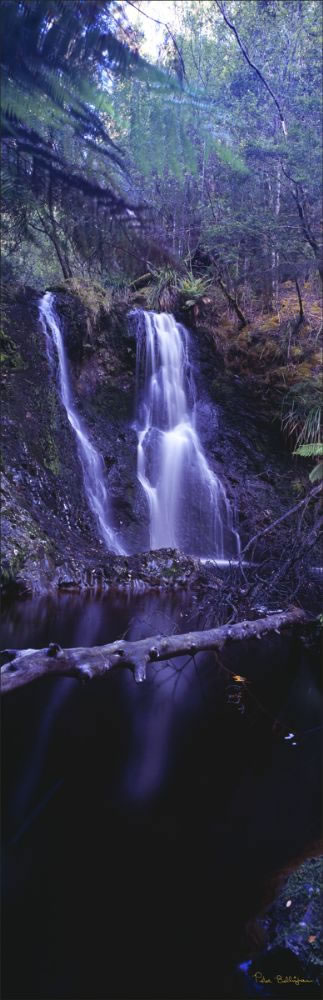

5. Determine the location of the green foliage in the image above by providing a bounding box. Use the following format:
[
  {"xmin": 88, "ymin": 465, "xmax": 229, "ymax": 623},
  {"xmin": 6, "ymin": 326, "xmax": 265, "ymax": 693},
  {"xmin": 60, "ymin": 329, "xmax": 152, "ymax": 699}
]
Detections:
[
  {"xmin": 121, "ymin": 0, "xmax": 322, "ymax": 302},
  {"xmin": 282, "ymin": 380, "xmax": 322, "ymax": 448},
  {"xmin": 179, "ymin": 275, "xmax": 211, "ymax": 297},
  {"xmin": 178, "ymin": 273, "xmax": 212, "ymax": 309},
  {"xmin": 1, "ymin": 0, "xmax": 217, "ymax": 210},
  {"xmin": 144, "ymin": 267, "xmax": 179, "ymax": 311},
  {"xmin": 62, "ymin": 278, "xmax": 112, "ymax": 323},
  {"xmin": 213, "ymin": 141, "xmax": 249, "ymax": 176},
  {"xmin": 0, "ymin": 328, "xmax": 24, "ymax": 369},
  {"xmin": 293, "ymin": 442, "xmax": 323, "ymax": 485},
  {"xmin": 1, "ymin": 0, "xmax": 202, "ymax": 230},
  {"xmin": 309, "ymin": 462, "xmax": 323, "ymax": 483},
  {"xmin": 1, "ymin": 0, "xmax": 322, "ymax": 302},
  {"xmin": 293, "ymin": 443, "xmax": 323, "ymax": 458}
]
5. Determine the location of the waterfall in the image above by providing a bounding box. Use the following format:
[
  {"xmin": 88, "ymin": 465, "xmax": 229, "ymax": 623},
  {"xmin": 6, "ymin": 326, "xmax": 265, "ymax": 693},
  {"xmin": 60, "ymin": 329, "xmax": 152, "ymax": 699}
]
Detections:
[
  {"xmin": 133, "ymin": 310, "xmax": 240, "ymax": 559},
  {"xmin": 39, "ymin": 292, "xmax": 124, "ymax": 555}
]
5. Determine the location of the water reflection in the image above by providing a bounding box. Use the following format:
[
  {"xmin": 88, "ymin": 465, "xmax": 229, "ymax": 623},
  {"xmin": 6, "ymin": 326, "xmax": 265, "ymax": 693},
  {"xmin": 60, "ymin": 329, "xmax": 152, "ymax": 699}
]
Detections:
[
  {"xmin": 1, "ymin": 592, "xmax": 207, "ymax": 830},
  {"xmin": 0, "ymin": 589, "xmax": 203, "ymax": 650},
  {"xmin": 1, "ymin": 594, "xmax": 321, "ymax": 999}
]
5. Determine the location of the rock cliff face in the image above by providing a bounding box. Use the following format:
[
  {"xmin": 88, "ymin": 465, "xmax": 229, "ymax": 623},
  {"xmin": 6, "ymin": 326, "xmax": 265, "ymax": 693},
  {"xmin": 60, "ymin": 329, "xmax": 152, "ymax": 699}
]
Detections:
[{"xmin": 1, "ymin": 282, "xmax": 301, "ymax": 596}]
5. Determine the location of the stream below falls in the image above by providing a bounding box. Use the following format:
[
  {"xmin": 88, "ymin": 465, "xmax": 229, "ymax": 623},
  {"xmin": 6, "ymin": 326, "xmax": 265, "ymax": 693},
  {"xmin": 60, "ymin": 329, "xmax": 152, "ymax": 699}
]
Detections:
[{"xmin": 1, "ymin": 593, "xmax": 321, "ymax": 999}]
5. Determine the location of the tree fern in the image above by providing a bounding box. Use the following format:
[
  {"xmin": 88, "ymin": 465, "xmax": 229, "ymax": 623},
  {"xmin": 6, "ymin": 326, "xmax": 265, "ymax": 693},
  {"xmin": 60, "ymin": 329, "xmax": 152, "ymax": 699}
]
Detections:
[{"xmin": 1, "ymin": 0, "xmax": 203, "ymax": 216}]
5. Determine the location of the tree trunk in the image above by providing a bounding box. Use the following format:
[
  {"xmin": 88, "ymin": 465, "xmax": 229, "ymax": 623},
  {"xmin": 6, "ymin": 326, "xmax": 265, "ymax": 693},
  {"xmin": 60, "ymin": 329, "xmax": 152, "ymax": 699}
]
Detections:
[
  {"xmin": 263, "ymin": 173, "xmax": 274, "ymax": 312},
  {"xmin": 47, "ymin": 178, "xmax": 73, "ymax": 279},
  {"xmin": 282, "ymin": 169, "xmax": 323, "ymax": 286},
  {"xmin": 1, "ymin": 608, "xmax": 308, "ymax": 695},
  {"xmin": 273, "ymin": 162, "xmax": 281, "ymax": 307},
  {"xmin": 294, "ymin": 277, "xmax": 304, "ymax": 331},
  {"xmin": 49, "ymin": 230, "xmax": 72, "ymax": 280}
]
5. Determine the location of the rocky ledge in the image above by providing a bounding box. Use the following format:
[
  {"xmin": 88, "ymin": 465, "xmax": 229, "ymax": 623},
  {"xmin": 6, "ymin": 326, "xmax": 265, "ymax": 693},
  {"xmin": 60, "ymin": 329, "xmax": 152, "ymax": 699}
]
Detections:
[{"xmin": 1, "ymin": 542, "xmax": 225, "ymax": 600}]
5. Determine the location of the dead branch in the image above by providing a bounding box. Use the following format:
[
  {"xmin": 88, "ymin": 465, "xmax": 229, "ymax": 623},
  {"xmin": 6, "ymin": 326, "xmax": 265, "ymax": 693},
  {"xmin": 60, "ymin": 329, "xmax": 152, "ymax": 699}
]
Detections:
[
  {"xmin": 281, "ymin": 167, "xmax": 323, "ymax": 284},
  {"xmin": 266, "ymin": 514, "xmax": 323, "ymax": 593},
  {"xmin": 1, "ymin": 608, "xmax": 308, "ymax": 696},
  {"xmin": 242, "ymin": 484, "xmax": 322, "ymax": 558},
  {"xmin": 215, "ymin": 1, "xmax": 287, "ymax": 135},
  {"xmin": 216, "ymin": 274, "xmax": 247, "ymax": 328}
]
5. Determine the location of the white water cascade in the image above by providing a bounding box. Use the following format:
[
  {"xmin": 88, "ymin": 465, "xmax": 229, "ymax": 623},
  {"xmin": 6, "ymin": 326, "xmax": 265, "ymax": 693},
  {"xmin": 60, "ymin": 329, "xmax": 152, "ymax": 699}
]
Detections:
[
  {"xmin": 39, "ymin": 292, "xmax": 124, "ymax": 554},
  {"xmin": 133, "ymin": 310, "xmax": 240, "ymax": 559}
]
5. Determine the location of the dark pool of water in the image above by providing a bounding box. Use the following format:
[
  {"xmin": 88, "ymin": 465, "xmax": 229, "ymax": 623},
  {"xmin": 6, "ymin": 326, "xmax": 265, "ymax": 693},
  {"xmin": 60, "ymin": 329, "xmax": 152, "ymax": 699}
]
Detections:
[
  {"xmin": 1, "ymin": 594, "xmax": 322, "ymax": 999},
  {"xmin": 0, "ymin": 589, "xmax": 208, "ymax": 650}
]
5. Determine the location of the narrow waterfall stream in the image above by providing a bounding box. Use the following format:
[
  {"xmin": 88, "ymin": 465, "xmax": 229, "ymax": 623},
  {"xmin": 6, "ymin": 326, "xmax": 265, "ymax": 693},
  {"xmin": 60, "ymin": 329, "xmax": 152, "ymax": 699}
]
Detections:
[
  {"xmin": 133, "ymin": 310, "xmax": 240, "ymax": 558},
  {"xmin": 39, "ymin": 292, "xmax": 124, "ymax": 555}
]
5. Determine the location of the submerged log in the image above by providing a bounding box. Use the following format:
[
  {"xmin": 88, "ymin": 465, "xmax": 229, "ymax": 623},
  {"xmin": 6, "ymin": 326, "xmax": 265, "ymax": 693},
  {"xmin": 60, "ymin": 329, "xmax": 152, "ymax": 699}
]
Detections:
[{"xmin": 0, "ymin": 608, "xmax": 309, "ymax": 695}]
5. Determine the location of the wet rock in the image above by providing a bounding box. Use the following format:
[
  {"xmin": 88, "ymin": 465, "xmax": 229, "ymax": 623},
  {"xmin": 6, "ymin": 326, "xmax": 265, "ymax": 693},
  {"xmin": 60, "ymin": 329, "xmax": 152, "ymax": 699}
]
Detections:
[{"xmin": 99, "ymin": 548, "xmax": 222, "ymax": 591}]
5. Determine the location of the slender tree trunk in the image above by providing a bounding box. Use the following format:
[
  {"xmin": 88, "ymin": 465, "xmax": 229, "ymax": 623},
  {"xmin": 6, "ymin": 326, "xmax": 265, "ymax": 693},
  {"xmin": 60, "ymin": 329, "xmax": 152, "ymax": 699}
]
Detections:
[
  {"xmin": 47, "ymin": 178, "xmax": 73, "ymax": 279},
  {"xmin": 49, "ymin": 231, "xmax": 72, "ymax": 280},
  {"xmin": 293, "ymin": 277, "xmax": 304, "ymax": 334},
  {"xmin": 273, "ymin": 163, "xmax": 281, "ymax": 307},
  {"xmin": 282, "ymin": 168, "xmax": 323, "ymax": 286},
  {"xmin": 264, "ymin": 173, "xmax": 274, "ymax": 312}
]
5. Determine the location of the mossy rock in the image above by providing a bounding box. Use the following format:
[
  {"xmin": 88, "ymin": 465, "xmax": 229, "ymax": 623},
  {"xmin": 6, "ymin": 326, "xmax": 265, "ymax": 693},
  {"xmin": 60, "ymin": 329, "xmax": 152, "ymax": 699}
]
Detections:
[
  {"xmin": 0, "ymin": 328, "xmax": 24, "ymax": 369},
  {"xmin": 50, "ymin": 278, "xmax": 112, "ymax": 324},
  {"xmin": 263, "ymin": 857, "xmax": 323, "ymax": 971}
]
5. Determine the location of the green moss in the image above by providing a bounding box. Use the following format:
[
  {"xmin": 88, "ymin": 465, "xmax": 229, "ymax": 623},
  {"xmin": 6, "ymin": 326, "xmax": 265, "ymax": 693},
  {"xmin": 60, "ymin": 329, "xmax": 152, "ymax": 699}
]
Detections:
[
  {"xmin": 291, "ymin": 478, "xmax": 306, "ymax": 495},
  {"xmin": 1, "ymin": 545, "xmax": 27, "ymax": 584},
  {"xmin": 0, "ymin": 327, "xmax": 24, "ymax": 369},
  {"xmin": 290, "ymin": 345, "xmax": 304, "ymax": 359},
  {"xmin": 62, "ymin": 277, "xmax": 112, "ymax": 324},
  {"xmin": 43, "ymin": 424, "xmax": 60, "ymax": 475},
  {"xmin": 41, "ymin": 389, "xmax": 61, "ymax": 475},
  {"xmin": 44, "ymin": 451, "xmax": 60, "ymax": 476},
  {"xmin": 268, "ymin": 857, "xmax": 323, "ymax": 970}
]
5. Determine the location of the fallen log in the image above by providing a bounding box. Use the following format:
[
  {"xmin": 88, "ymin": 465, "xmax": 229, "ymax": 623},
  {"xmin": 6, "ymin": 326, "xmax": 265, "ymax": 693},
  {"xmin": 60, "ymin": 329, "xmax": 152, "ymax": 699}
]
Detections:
[{"xmin": 0, "ymin": 608, "xmax": 309, "ymax": 695}]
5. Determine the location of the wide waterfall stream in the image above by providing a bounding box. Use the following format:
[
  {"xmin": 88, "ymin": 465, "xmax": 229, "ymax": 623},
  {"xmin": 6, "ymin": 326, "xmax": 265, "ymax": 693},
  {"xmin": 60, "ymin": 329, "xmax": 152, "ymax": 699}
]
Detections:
[
  {"xmin": 133, "ymin": 310, "xmax": 240, "ymax": 557},
  {"xmin": 39, "ymin": 292, "xmax": 124, "ymax": 554}
]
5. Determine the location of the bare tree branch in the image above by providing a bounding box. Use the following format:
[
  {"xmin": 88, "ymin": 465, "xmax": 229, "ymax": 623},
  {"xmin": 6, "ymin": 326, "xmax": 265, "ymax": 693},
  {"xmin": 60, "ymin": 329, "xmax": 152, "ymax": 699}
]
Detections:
[
  {"xmin": 268, "ymin": 515, "xmax": 323, "ymax": 592},
  {"xmin": 125, "ymin": 0, "xmax": 187, "ymax": 82},
  {"xmin": 1, "ymin": 609, "xmax": 309, "ymax": 695},
  {"xmin": 215, "ymin": 1, "xmax": 288, "ymax": 135},
  {"xmin": 280, "ymin": 166, "xmax": 323, "ymax": 283},
  {"xmin": 242, "ymin": 484, "xmax": 322, "ymax": 558},
  {"xmin": 216, "ymin": 273, "xmax": 247, "ymax": 328}
]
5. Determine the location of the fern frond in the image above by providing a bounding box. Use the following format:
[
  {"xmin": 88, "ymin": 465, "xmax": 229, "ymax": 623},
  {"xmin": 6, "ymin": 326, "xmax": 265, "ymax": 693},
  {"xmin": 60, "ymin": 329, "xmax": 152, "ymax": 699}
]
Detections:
[
  {"xmin": 309, "ymin": 462, "xmax": 323, "ymax": 483},
  {"xmin": 293, "ymin": 443, "xmax": 323, "ymax": 457}
]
